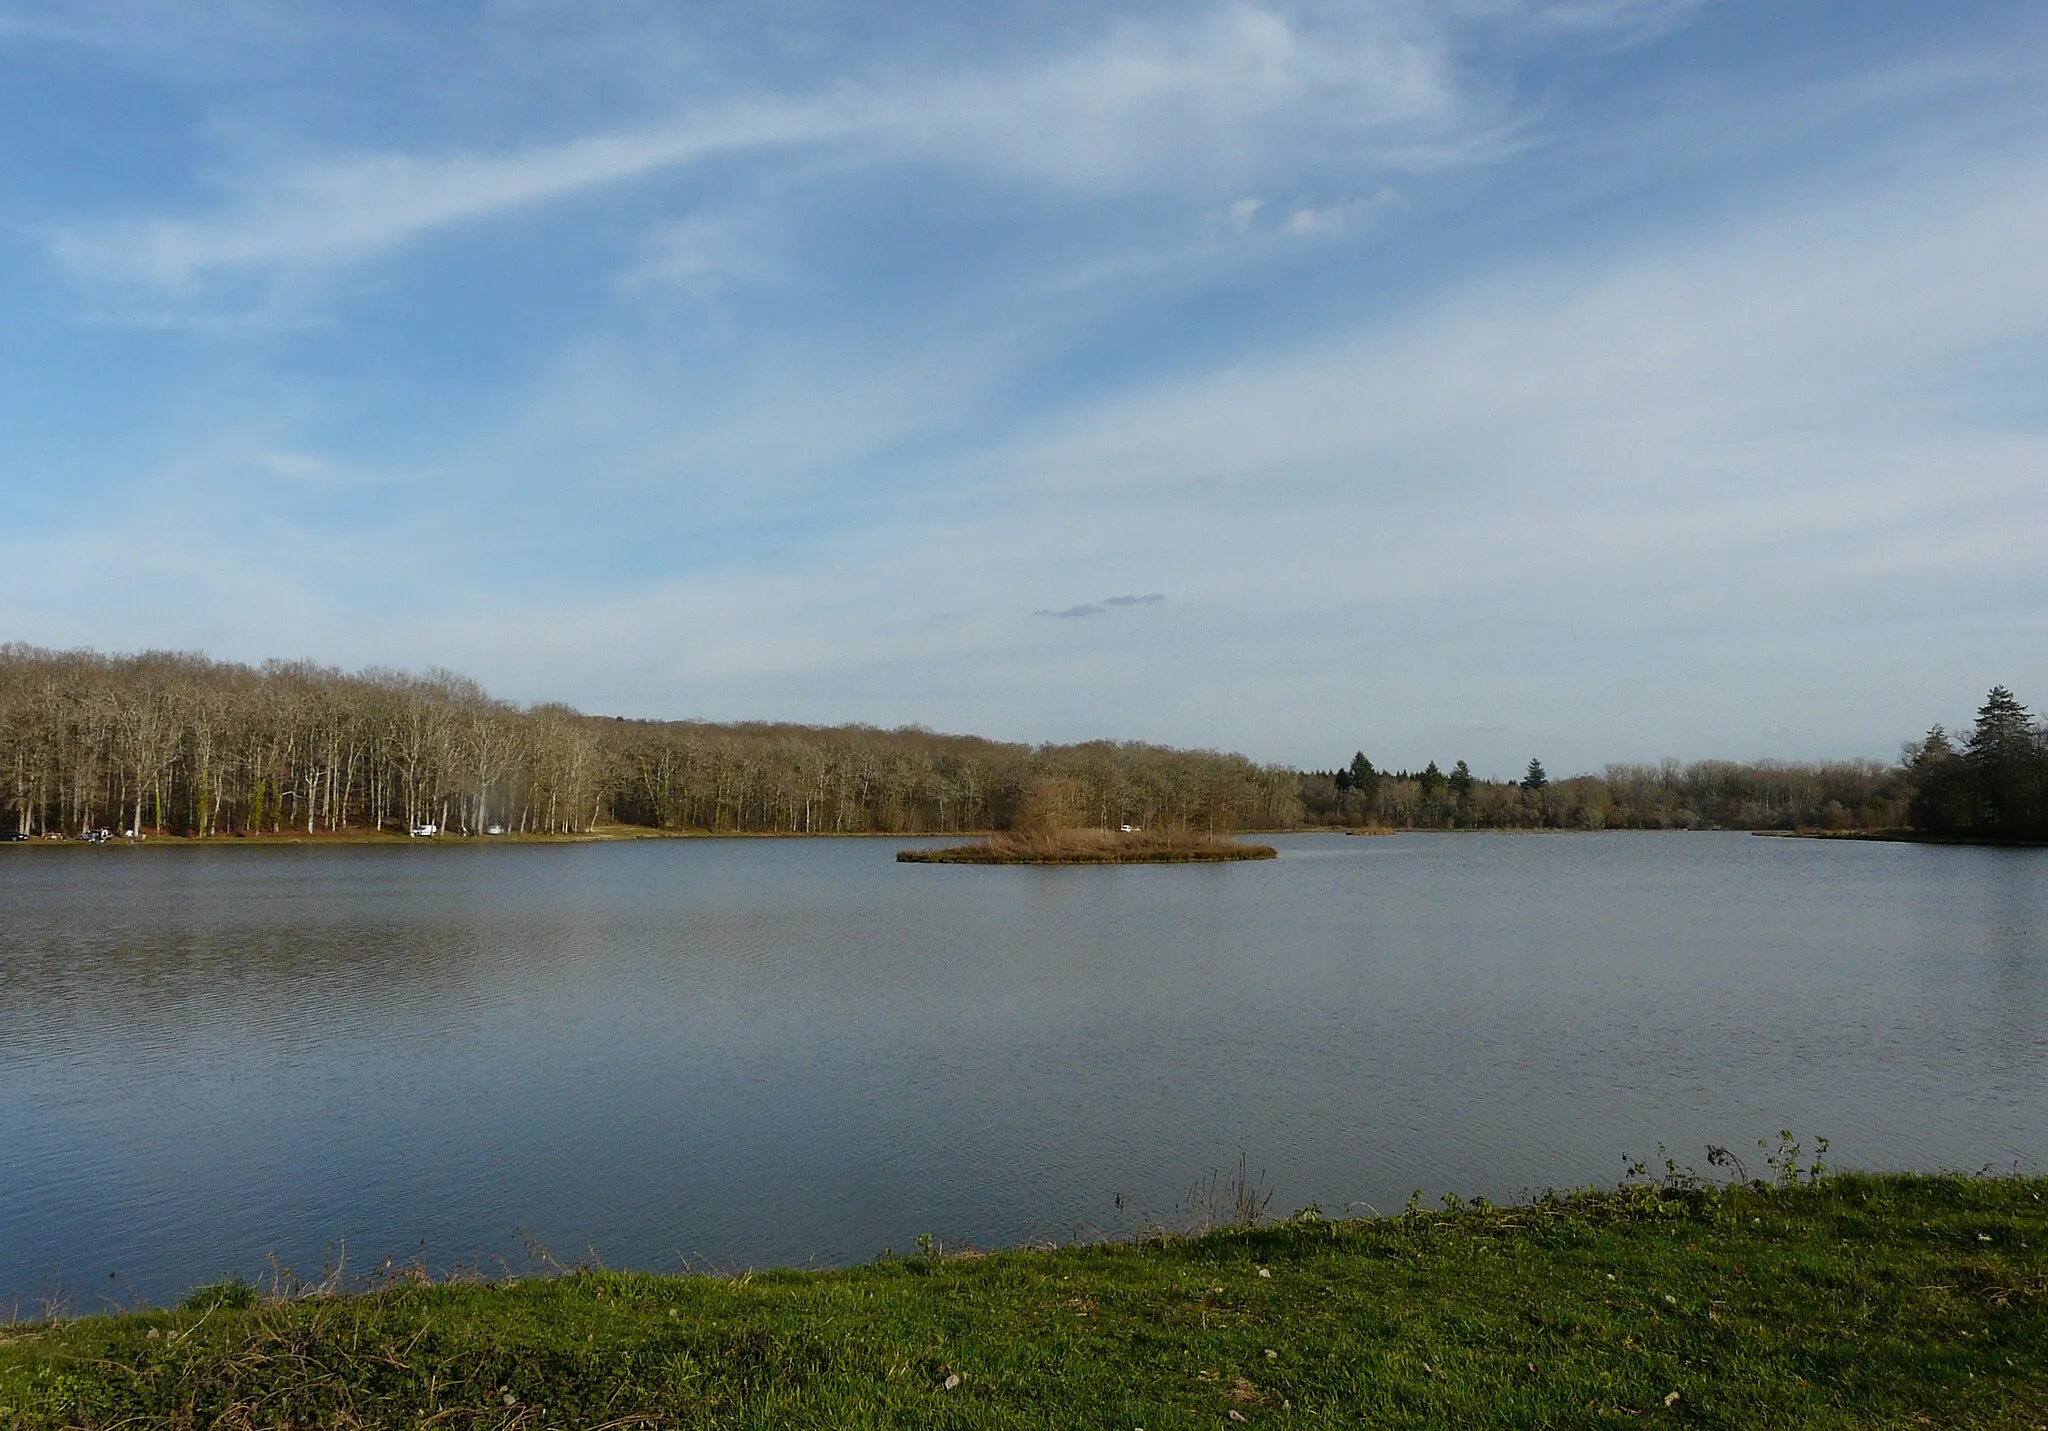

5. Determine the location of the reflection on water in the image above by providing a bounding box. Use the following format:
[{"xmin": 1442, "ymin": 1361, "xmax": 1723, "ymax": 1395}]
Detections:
[{"xmin": 1, "ymin": 833, "xmax": 2044, "ymax": 1305}]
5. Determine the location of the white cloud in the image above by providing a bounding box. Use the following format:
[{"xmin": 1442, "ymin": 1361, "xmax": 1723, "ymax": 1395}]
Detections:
[
  {"xmin": 23, "ymin": 145, "xmax": 2046, "ymax": 765},
  {"xmin": 12, "ymin": 0, "xmax": 2046, "ymax": 770},
  {"xmin": 889, "ymin": 4, "xmax": 1462, "ymax": 182},
  {"xmin": 1282, "ymin": 187, "xmax": 1406, "ymax": 234},
  {"xmin": 21, "ymin": 130, "xmax": 2048, "ymax": 735}
]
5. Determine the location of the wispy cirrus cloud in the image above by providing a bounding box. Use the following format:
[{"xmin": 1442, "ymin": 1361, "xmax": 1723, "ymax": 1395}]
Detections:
[
  {"xmin": 38, "ymin": 4, "xmax": 1504, "ymax": 292},
  {"xmin": 50, "ymin": 107, "xmax": 842, "ymax": 288},
  {"xmin": 1524, "ymin": 0, "xmax": 1720, "ymax": 43}
]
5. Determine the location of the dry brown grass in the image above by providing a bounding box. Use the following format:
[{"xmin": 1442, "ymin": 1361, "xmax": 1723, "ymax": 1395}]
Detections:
[{"xmin": 897, "ymin": 827, "xmax": 1277, "ymax": 864}]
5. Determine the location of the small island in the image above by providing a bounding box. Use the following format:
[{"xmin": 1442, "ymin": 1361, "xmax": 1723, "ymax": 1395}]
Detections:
[
  {"xmin": 900, "ymin": 776, "xmax": 1276, "ymax": 863},
  {"xmin": 899, "ymin": 827, "xmax": 1276, "ymax": 864}
]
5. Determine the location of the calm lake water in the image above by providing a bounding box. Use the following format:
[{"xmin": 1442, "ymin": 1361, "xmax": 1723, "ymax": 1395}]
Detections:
[{"xmin": 2, "ymin": 832, "xmax": 2044, "ymax": 1307}]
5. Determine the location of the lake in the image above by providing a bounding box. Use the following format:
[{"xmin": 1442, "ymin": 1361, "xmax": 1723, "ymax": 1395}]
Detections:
[{"xmin": 2, "ymin": 832, "xmax": 2043, "ymax": 1309}]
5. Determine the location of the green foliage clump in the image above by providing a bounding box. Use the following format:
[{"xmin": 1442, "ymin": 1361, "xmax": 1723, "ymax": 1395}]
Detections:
[{"xmin": 179, "ymin": 1277, "xmax": 260, "ymax": 1314}]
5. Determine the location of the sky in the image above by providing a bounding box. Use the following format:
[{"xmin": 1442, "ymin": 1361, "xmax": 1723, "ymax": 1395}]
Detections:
[{"xmin": 1, "ymin": 0, "xmax": 2044, "ymax": 776}]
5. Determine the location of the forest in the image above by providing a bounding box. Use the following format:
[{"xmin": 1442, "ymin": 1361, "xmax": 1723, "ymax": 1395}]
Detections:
[
  {"xmin": 1300, "ymin": 685, "xmax": 2045, "ymax": 838},
  {"xmin": 1296, "ymin": 752, "xmax": 1907, "ymax": 832},
  {"xmin": 0, "ymin": 646, "xmax": 1299, "ymax": 839},
  {"xmin": 2, "ymin": 646, "xmax": 2037, "ymax": 841},
  {"xmin": 1898, "ymin": 686, "xmax": 2048, "ymax": 841}
]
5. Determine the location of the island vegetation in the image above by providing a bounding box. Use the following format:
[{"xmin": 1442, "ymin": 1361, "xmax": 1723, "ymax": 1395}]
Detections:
[
  {"xmin": 899, "ymin": 829, "xmax": 1276, "ymax": 864},
  {"xmin": 4, "ymin": 646, "xmax": 2043, "ymax": 845},
  {"xmin": 898, "ymin": 775, "xmax": 1276, "ymax": 863},
  {"xmin": 2, "ymin": 1164, "xmax": 2041, "ymax": 1428}
]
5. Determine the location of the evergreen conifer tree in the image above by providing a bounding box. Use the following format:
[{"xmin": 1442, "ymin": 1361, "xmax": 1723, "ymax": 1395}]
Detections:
[
  {"xmin": 1448, "ymin": 759, "xmax": 1474, "ymax": 801},
  {"xmin": 1961, "ymin": 686, "xmax": 2045, "ymax": 835},
  {"xmin": 1966, "ymin": 687, "xmax": 2032, "ymax": 762},
  {"xmin": 1420, "ymin": 760, "xmax": 1446, "ymax": 801},
  {"xmin": 1348, "ymin": 751, "xmax": 1380, "ymax": 807},
  {"xmin": 1907, "ymin": 725, "xmax": 1953, "ymax": 767}
]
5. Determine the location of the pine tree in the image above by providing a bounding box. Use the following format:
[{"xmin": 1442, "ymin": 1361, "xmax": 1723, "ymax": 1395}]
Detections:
[
  {"xmin": 1906, "ymin": 725, "xmax": 1953, "ymax": 768},
  {"xmin": 1448, "ymin": 759, "xmax": 1474, "ymax": 801},
  {"xmin": 1965, "ymin": 687, "xmax": 2032, "ymax": 763},
  {"xmin": 1348, "ymin": 751, "xmax": 1380, "ymax": 807},
  {"xmin": 1960, "ymin": 686, "xmax": 2046, "ymax": 836},
  {"xmin": 1905, "ymin": 724, "xmax": 1969, "ymax": 834},
  {"xmin": 1521, "ymin": 758, "xmax": 1548, "ymax": 792},
  {"xmin": 1419, "ymin": 761, "xmax": 1446, "ymax": 814}
]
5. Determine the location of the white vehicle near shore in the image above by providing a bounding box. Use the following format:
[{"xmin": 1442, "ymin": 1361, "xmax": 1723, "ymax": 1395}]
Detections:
[{"xmin": 410, "ymin": 823, "xmax": 439, "ymax": 837}]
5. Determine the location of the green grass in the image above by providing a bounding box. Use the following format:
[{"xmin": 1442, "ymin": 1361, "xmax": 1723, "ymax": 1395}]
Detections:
[{"xmin": 2, "ymin": 1174, "xmax": 2043, "ymax": 1428}]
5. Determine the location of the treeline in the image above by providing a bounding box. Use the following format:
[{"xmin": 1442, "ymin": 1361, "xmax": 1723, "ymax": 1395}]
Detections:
[
  {"xmin": 7, "ymin": 646, "xmax": 2035, "ymax": 844},
  {"xmin": 1901, "ymin": 686, "xmax": 2048, "ymax": 840},
  {"xmin": 1299, "ymin": 685, "xmax": 2046, "ymax": 837},
  {"xmin": 0, "ymin": 646, "xmax": 1300, "ymax": 839},
  {"xmin": 1298, "ymin": 750, "xmax": 1905, "ymax": 832}
]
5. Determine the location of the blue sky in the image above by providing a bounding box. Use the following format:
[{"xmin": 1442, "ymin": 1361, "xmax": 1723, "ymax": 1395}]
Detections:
[{"xmin": 2, "ymin": 0, "xmax": 2044, "ymax": 774}]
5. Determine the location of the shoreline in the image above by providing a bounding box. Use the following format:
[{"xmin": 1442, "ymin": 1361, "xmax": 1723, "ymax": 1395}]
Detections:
[
  {"xmin": 1753, "ymin": 827, "xmax": 2048, "ymax": 848},
  {"xmin": 0, "ymin": 827, "xmax": 995, "ymax": 848},
  {"xmin": 10, "ymin": 825, "xmax": 2042, "ymax": 851},
  {"xmin": 0, "ymin": 827, "xmax": 1290, "ymax": 850}
]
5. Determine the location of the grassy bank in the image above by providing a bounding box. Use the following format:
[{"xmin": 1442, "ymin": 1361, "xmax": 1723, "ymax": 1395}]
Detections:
[
  {"xmin": 899, "ymin": 829, "xmax": 1278, "ymax": 864},
  {"xmin": 3, "ymin": 1173, "xmax": 2043, "ymax": 1428}
]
